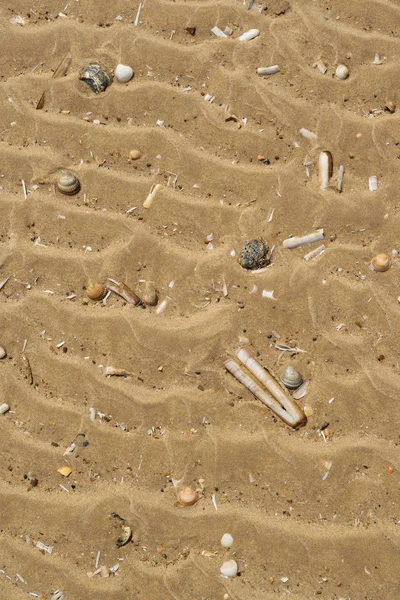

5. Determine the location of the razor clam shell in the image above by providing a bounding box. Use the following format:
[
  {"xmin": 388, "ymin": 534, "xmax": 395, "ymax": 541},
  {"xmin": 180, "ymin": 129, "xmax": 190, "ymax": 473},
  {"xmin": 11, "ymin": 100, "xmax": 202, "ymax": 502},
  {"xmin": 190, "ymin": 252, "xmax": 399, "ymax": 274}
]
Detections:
[
  {"xmin": 318, "ymin": 151, "xmax": 333, "ymax": 190},
  {"xmin": 257, "ymin": 65, "xmax": 280, "ymax": 76}
]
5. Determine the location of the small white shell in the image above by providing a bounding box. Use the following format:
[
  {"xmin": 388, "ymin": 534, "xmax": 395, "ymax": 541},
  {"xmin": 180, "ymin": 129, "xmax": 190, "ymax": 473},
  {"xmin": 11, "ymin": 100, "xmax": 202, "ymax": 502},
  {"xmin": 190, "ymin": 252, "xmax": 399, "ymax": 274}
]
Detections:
[
  {"xmin": 220, "ymin": 559, "xmax": 238, "ymax": 577},
  {"xmin": 115, "ymin": 64, "xmax": 134, "ymax": 83},
  {"xmin": 0, "ymin": 403, "xmax": 10, "ymax": 414},
  {"xmin": 238, "ymin": 29, "xmax": 259, "ymax": 41},
  {"xmin": 335, "ymin": 64, "xmax": 349, "ymax": 80},
  {"xmin": 280, "ymin": 366, "xmax": 303, "ymax": 390},
  {"xmin": 368, "ymin": 175, "xmax": 378, "ymax": 192},
  {"xmin": 178, "ymin": 487, "xmax": 199, "ymax": 506},
  {"xmin": 370, "ymin": 253, "xmax": 390, "ymax": 272},
  {"xmin": 57, "ymin": 171, "xmax": 80, "ymax": 195},
  {"xmin": 0, "ymin": 346, "xmax": 6, "ymax": 359},
  {"xmin": 221, "ymin": 533, "xmax": 234, "ymax": 548}
]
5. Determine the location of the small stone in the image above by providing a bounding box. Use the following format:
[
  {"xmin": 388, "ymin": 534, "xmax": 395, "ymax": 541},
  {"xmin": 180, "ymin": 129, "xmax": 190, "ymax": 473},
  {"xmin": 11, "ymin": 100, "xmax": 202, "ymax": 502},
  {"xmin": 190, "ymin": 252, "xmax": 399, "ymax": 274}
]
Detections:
[
  {"xmin": 129, "ymin": 149, "xmax": 142, "ymax": 160},
  {"xmin": 239, "ymin": 238, "xmax": 270, "ymax": 270}
]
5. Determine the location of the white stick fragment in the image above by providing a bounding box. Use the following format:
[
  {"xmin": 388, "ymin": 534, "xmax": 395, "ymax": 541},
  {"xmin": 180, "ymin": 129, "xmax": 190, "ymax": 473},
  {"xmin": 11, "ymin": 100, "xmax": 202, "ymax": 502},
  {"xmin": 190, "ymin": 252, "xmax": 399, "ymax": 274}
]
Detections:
[
  {"xmin": 304, "ymin": 244, "xmax": 325, "ymax": 261},
  {"xmin": 318, "ymin": 151, "xmax": 333, "ymax": 190},
  {"xmin": 369, "ymin": 176, "xmax": 378, "ymax": 191},
  {"xmin": 337, "ymin": 164, "xmax": 344, "ymax": 192},
  {"xmin": 211, "ymin": 494, "xmax": 218, "ymax": 511},
  {"xmin": 257, "ymin": 65, "xmax": 280, "ymax": 76},
  {"xmin": 262, "ymin": 290, "xmax": 275, "ymax": 300},
  {"xmin": 238, "ymin": 29, "xmax": 259, "ymax": 41},
  {"xmin": 143, "ymin": 183, "xmax": 163, "ymax": 208},
  {"xmin": 35, "ymin": 541, "xmax": 53, "ymax": 554},
  {"xmin": 0, "ymin": 276, "xmax": 10, "ymax": 291},
  {"xmin": 90, "ymin": 407, "xmax": 97, "ymax": 421},
  {"xmin": 95, "ymin": 551, "xmax": 101, "ymax": 569},
  {"xmin": 134, "ymin": 2, "xmax": 142, "ymax": 26},
  {"xmin": 314, "ymin": 60, "xmax": 327, "ymax": 74},
  {"xmin": 299, "ymin": 127, "xmax": 317, "ymax": 140},
  {"xmin": 22, "ymin": 180, "xmax": 27, "ymax": 198},
  {"xmin": 211, "ymin": 26, "xmax": 228, "ymax": 38},
  {"xmin": 59, "ymin": 484, "xmax": 69, "ymax": 493},
  {"xmin": 268, "ymin": 208, "xmax": 275, "ymax": 222},
  {"xmin": 283, "ymin": 229, "xmax": 324, "ymax": 249},
  {"xmin": 156, "ymin": 298, "xmax": 168, "ymax": 314}
]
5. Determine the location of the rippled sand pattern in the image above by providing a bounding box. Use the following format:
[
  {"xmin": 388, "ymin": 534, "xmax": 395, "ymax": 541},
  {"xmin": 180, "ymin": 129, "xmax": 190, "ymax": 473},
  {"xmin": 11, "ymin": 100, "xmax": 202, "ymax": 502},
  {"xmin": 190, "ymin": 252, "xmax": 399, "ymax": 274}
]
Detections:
[{"xmin": 0, "ymin": 0, "xmax": 399, "ymax": 598}]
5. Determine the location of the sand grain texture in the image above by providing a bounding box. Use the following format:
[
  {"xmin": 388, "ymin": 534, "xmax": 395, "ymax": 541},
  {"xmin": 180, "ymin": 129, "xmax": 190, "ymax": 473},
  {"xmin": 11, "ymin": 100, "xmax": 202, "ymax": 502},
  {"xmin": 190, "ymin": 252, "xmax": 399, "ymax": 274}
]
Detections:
[{"xmin": 0, "ymin": 0, "xmax": 399, "ymax": 598}]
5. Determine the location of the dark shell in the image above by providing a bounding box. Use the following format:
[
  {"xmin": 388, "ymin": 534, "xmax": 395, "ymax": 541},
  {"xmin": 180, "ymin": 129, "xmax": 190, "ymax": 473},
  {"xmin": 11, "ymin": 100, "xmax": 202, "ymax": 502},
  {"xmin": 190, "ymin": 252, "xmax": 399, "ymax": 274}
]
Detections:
[
  {"xmin": 239, "ymin": 238, "xmax": 270, "ymax": 270},
  {"xmin": 79, "ymin": 62, "xmax": 112, "ymax": 94}
]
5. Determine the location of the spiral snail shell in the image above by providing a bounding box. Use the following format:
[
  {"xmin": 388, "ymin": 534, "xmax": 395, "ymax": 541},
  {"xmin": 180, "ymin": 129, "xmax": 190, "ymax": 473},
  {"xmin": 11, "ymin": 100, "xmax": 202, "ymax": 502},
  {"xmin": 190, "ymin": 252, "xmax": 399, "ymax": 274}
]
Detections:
[
  {"xmin": 86, "ymin": 281, "xmax": 107, "ymax": 301},
  {"xmin": 79, "ymin": 62, "xmax": 112, "ymax": 94},
  {"xmin": 178, "ymin": 487, "xmax": 199, "ymax": 506},
  {"xmin": 57, "ymin": 171, "xmax": 81, "ymax": 196},
  {"xmin": 370, "ymin": 253, "xmax": 391, "ymax": 272},
  {"xmin": 279, "ymin": 366, "xmax": 303, "ymax": 390}
]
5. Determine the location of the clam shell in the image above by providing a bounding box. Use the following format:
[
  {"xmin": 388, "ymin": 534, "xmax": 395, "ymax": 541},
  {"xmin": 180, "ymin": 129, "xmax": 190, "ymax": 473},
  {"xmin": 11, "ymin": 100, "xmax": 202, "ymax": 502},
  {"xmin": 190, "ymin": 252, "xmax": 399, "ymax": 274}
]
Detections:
[
  {"xmin": 57, "ymin": 171, "xmax": 81, "ymax": 195},
  {"xmin": 279, "ymin": 366, "xmax": 303, "ymax": 389},
  {"xmin": 335, "ymin": 64, "xmax": 349, "ymax": 80},
  {"xmin": 220, "ymin": 559, "xmax": 238, "ymax": 577},
  {"xmin": 79, "ymin": 62, "xmax": 112, "ymax": 93},
  {"xmin": 115, "ymin": 64, "xmax": 134, "ymax": 83},
  {"xmin": 239, "ymin": 238, "xmax": 270, "ymax": 270},
  {"xmin": 371, "ymin": 253, "xmax": 390, "ymax": 272},
  {"xmin": 86, "ymin": 281, "xmax": 107, "ymax": 301},
  {"xmin": 178, "ymin": 487, "xmax": 199, "ymax": 506},
  {"xmin": 221, "ymin": 533, "xmax": 234, "ymax": 548}
]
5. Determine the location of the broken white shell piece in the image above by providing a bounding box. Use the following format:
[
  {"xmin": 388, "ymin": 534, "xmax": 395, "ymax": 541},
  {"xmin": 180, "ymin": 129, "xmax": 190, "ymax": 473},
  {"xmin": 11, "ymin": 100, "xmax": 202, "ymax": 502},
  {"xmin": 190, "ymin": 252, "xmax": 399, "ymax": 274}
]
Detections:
[
  {"xmin": 292, "ymin": 379, "xmax": 309, "ymax": 400},
  {"xmin": 143, "ymin": 183, "xmax": 163, "ymax": 208},
  {"xmin": 299, "ymin": 127, "xmax": 317, "ymax": 140},
  {"xmin": 220, "ymin": 559, "xmax": 238, "ymax": 577},
  {"xmin": 318, "ymin": 151, "xmax": 333, "ymax": 190},
  {"xmin": 90, "ymin": 407, "xmax": 97, "ymax": 421},
  {"xmin": 223, "ymin": 26, "xmax": 233, "ymax": 36},
  {"xmin": 373, "ymin": 54, "xmax": 383, "ymax": 65},
  {"xmin": 304, "ymin": 244, "xmax": 325, "ymax": 261},
  {"xmin": 211, "ymin": 26, "xmax": 228, "ymax": 38},
  {"xmin": 314, "ymin": 60, "xmax": 327, "ymax": 74},
  {"xmin": 257, "ymin": 65, "xmax": 280, "ymax": 76},
  {"xmin": 0, "ymin": 403, "xmax": 10, "ymax": 414},
  {"xmin": 104, "ymin": 366, "xmax": 134, "ymax": 377},
  {"xmin": 156, "ymin": 298, "xmax": 168, "ymax": 314},
  {"xmin": 262, "ymin": 290, "xmax": 275, "ymax": 300},
  {"xmin": 369, "ymin": 176, "xmax": 378, "ymax": 191},
  {"xmin": 283, "ymin": 229, "xmax": 324, "ymax": 249},
  {"xmin": 35, "ymin": 541, "xmax": 53, "ymax": 554},
  {"xmin": 337, "ymin": 164, "xmax": 344, "ymax": 192},
  {"xmin": 238, "ymin": 28, "xmax": 259, "ymax": 41}
]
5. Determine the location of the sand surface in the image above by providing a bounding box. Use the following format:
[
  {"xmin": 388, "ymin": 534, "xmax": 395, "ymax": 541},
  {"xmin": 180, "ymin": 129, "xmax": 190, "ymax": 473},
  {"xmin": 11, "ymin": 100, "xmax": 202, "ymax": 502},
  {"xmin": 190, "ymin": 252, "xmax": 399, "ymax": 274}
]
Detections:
[{"xmin": 0, "ymin": 0, "xmax": 399, "ymax": 598}]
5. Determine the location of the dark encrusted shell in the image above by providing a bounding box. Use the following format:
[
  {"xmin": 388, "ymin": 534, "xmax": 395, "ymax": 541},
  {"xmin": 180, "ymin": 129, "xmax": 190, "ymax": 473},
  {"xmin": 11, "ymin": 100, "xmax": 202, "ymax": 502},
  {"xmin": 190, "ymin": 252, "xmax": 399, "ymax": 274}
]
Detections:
[
  {"xmin": 239, "ymin": 238, "xmax": 270, "ymax": 270},
  {"xmin": 79, "ymin": 62, "xmax": 112, "ymax": 94}
]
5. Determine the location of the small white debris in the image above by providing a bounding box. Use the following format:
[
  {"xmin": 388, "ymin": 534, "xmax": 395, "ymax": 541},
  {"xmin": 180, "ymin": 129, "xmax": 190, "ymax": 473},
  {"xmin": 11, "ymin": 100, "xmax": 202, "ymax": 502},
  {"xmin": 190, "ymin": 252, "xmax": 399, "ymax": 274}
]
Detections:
[
  {"xmin": 211, "ymin": 493, "xmax": 218, "ymax": 511},
  {"xmin": 328, "ymin": 397, "xmax": 335, "ymax": 404},
  {"xmin": 43, "ymin": 290, "xmax": 55, "ymax": 294},
  {"xmin": 304, "ymin": 244, "xmax": 325, "ymax": 261},
  {"xmin": 156, "ymin": 298, "xmax": 168, "ymax": 314},
  {"xmin": 10, "ymin": 15, "xmax": 26, "ymax": 25},
  {"xmin": 262, "ymin": 290, "xmax": 275, "ymax": 300},
  {"xmin": 204, "ymin": 94, "xmax": 215, "ymax": 103},
  {"xmin": 238, "ymin": 28, "xmax": 260, "ymax": 41},
  {"xmin": 0, "ymin": 404, "xmax": 10, "ymax": 415},
  {"xmin": 257, "ymin": 65, "xmax": 280, "ymax": 76},
  {"xmin": 373, "ymin": 54, "xmax": 383, "ymax": 65},
  {"xmin": 95, "ymin": 551, "xmax": 101, "ymax": 569},
  {"xmin": 90, "ymin": 407, "xmax": 96, "ymax": 421},
  {"xmin": 281, "ymin": 577, "xmax": 289, "ymax": 583},
  {"xmin": 369, "ymin": 175, "xmax": 378, "ymax": 191},
  {"xmin": 22, "ymin": 180, "xmax": 27, "ymax": 198},
  {"xmin": 56, "ymin": 341, "xmax": 65, "ymax": 348},
  {"xmin": 168, "ymin": 280, "xmax": 175, "ymax": 288},
  {"xmin": 299, "ymin": 127, "xmax": 317, "ymax": 139},
  {"xmin": 268, "ymin": 208, "xmax": 275, "ymax": 222},
  {"xmin": 322, "ymin": 471, "xmax": 330, "ymax": 481},
  {"xmin": 35, "ymin": 541, "xmax": 53, "ymax": 554},
  {"xmin": 230, "ymin": 249, "xmax": 236, "ymax": 257},
  {"xmin": 211, "ymin": 26, "xmax": 228, "ymax": 38},
  {"xmin": 156, "ymin": 119, "xmax": 164, "ymax": 127},
  {"xmin": 314, "ymin": 60, "xmax": 327, "ymax": 74}
]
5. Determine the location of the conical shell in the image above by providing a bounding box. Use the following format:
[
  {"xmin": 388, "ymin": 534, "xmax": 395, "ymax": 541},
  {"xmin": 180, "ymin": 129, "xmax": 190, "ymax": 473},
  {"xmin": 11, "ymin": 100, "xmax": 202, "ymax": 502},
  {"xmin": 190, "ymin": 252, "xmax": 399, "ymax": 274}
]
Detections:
[
  {"xmin": 178, "ymin": 487, "xmax": 199, "ymax": 506},
  {"xmin": 79, "ymin": 62, "xmax": 112, "ymax": 93},
  {"xmin": 57, "ymin": 171, "xmax": 81, "ymax": 195},
  {"xmin": 371, "ymin": 253, "xmax": 390, "ymax": 272},
  {"xmin": 279, "ymin": 366, "xmax": 303, "ymax": 390},
  {"xmin": 87, "ymin": 281, "xmax": 107, "ymax": 301}
]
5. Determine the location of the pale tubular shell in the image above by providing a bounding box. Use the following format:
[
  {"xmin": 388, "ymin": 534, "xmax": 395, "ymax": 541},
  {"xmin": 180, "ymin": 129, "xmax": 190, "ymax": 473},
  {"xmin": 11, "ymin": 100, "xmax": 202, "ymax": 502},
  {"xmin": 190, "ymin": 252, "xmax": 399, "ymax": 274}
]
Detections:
[
  {"xmin": 371, "ymin": 253, "xmax": 390, "ymax": 272},
  {"xmin": 257, "ymin": 65, "xmax": 280, "ymax": 76},
  {"xmin": 143, "ymin": 282, "xmax": 159, "ymax": 306},
  {"xmin": 299, "ymin": 127, "xmax": 317, "ymax": 139},
  {"xmin": 318, "ymin": 151, "xmax": 333, "ymax": 190},
  {"xmin": 280, "ymin": 366, "xmax": 303, "ymax": 390},
  {"xmin": 220, "ymin": 560, "xmax": 238, "ymax": 577},
  {"xmin": 369, "ymin": 175, "xmax": 378, "ymax": 191},
  {"xmin": 211, "ymin": 26, "xmax": 228, "ymax": 38},
  {"xmin": 283, "ymin": 229, "xmax": 324, "ymax": 249},
  {"xmin": 0, "ymin": 346, "xmax": 6, "ymax": 359},
  {"xmin": 221, "ymin": 533, "xmax": 234, "ymax": 548},
  {"xmin": 335, "ymin": 64, "xmax": 349, "ymax": 79},
  {"xmin": 57, "ymin": 171, "xmax": 80, "ymax": 195},
  {"xmin": 178, "ymin": 487, "xmax": 199, "ymax": 505},
  {"xmin": 86, "ymin": 281, "xmax": 107, "ymax": 301},
  {"xmin": 238, "ymin": 29, "xmax": 259, "ymax": 41},
  {"xmin": 115, "ymin": 64, "xmax": 134, "ymax": 83},
  {"xmin": 0, "ymin": 403, "xmax": 10, "ymax": 415}
]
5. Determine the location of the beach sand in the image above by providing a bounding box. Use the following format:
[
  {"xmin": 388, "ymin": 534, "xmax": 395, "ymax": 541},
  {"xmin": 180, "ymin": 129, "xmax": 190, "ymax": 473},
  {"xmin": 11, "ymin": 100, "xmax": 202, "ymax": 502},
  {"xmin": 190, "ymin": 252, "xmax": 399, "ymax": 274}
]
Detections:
[{"xmin": 0, "ymin": 0, "xmax": 399, "ymax": 598}]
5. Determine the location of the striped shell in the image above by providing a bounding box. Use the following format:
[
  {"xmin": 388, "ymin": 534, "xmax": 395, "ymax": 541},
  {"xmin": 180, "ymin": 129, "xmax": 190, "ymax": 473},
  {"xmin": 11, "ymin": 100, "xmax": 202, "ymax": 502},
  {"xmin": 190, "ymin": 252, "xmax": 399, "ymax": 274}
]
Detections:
[
  {"xmin": 279, "ymin": 366, "xmax": 303, "ymax": 390},
  {"xmin": 57, "ymin": 171, "xmax": 81, "ymax": 196},
  {"xmin": 178, "ymin": 487, "xmax": 199, "ymax": 506},
  {"xmin": 86, "ymin": 281, "xmax": 107, "ymax": 301},
  {"xmin": 371, "ymin": 253, "xmax": 390, "ymax": 272},
  {"xmin": 79, "ymin": 62, "xmax": 112, "ymax": 94}
]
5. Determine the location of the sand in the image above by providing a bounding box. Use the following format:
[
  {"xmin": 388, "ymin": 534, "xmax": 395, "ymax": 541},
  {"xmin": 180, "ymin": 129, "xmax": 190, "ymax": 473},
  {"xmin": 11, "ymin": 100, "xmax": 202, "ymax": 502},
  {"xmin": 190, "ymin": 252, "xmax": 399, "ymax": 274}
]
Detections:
[{"xmin": 0, "ymin": 0, "xmax": 399, "ymax": 598}]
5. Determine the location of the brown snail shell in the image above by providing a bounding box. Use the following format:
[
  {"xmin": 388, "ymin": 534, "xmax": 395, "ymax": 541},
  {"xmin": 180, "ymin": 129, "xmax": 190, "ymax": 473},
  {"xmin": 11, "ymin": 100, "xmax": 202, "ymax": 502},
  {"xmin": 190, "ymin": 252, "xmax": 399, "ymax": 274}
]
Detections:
[
  {"xmin": 279, "ymin": 366, "xmax": 303, "ymax": 390},
  {"xmin": 79, "ymin": 62, "xmax": 112, "ymax": 94},
  {"xmin": 86, "ymin": 281, "xmax": 107, "ymax": 301},
  {"xmin": 57, "ymin": 171, "xmax": 81, "ymax": 196},
  {"xmin": 371, "ymin": 253, "xmax": 391, "ymax": 272},
  {"xmin": 143, "ymin": 282, "xmax": 158, "ymax": 306},
  {"xmin": 178, "ymin": 487, "xmax": 199, "ymax": 506}
]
